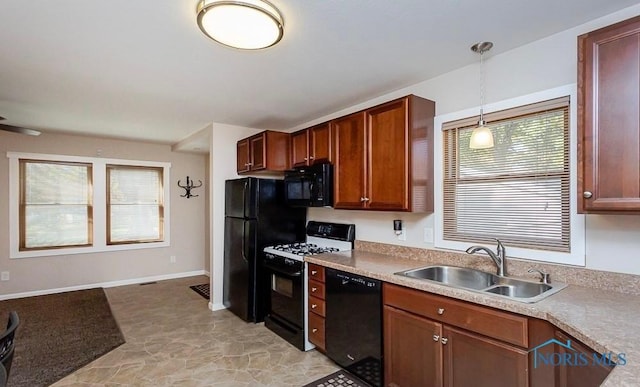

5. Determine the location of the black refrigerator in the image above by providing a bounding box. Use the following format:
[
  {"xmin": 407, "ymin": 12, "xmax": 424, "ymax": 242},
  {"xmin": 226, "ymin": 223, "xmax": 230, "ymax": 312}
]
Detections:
[{"xmin": 224, "ymin": 177, "xmax": 307, "ymax": 323}]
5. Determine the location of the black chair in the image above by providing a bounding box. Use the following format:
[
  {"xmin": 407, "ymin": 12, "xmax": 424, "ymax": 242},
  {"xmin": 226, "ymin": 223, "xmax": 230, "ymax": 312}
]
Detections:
[{"xmin": 0, "ymin": 312, "xmax": 19, "ymax": 379}]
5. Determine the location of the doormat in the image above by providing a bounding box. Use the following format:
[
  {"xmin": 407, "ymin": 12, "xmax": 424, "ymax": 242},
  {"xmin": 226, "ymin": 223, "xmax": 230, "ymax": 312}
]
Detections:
[
  {"xmin": 189, "ymin": 283, "xmax": 210, "ymax": 300},
  {"xmin": 0, "ymin": 288, "xmax": 125, "ymax": 387},
  {"xmin": 303, "ymin": 370, "xmax": 371, "ymax": 387}
]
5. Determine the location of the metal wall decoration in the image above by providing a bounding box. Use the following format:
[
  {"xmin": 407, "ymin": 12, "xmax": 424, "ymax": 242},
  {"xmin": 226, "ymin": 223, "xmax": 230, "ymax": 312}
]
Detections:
[{"xmin": 177, "ymin": 176, "xmax": 202, "ymax": 198}]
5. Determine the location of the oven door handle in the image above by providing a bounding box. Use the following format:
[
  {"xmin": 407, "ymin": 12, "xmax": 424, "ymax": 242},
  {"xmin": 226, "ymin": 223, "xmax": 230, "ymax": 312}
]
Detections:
[{"xmin": 263, "ymin": 263, "xmax": 303, "ymax": 278}]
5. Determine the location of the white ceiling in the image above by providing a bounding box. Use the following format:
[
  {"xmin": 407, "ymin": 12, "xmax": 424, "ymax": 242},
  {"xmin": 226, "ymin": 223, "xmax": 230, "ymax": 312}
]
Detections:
[{"xmin": 0, "ymin": 0, "xmax": 638, "ymax": 146}]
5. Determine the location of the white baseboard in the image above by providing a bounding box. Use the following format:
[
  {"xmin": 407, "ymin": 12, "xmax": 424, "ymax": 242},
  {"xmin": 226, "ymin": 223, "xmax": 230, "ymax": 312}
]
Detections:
[
  {"xmin": 204, "ymin": 270, "xmax": 211, "ymax": 277},
  {"xmin": 0, "ymin": 270, "xmax": 207, "ymax": 301},
  {"xmin": 209, "ymin": 302, "xmax": 226, "ymax": 311}
]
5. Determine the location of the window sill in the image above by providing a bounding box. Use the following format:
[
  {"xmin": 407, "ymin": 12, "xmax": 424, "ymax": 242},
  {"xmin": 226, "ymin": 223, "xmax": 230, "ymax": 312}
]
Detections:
[{"xmin": 10, "ymin": 241, "xmax": 170, "ymax": 259}]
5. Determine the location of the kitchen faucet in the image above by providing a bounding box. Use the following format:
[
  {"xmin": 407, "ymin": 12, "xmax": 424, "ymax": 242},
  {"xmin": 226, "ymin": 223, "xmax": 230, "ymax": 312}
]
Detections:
[{"xmin": 466, "ymin": 239, "xmax": 507, "ymax": 277}]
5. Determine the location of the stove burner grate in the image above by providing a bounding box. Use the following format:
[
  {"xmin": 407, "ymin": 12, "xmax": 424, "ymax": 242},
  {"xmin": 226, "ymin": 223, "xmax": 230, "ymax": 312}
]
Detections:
[{"xmin": 272, "ymin": 243, "xmax": 340, "ymax": 256}]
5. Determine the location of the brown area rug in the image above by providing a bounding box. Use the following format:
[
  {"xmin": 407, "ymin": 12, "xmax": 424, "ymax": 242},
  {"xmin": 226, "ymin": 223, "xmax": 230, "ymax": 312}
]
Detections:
[{"xmin": 0, "ymin": 288, "xmax": 125, "ymax": 387}]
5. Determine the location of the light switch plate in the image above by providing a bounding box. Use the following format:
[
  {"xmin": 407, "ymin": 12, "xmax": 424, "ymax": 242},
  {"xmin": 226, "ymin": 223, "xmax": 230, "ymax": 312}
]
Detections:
[
  {"xmin": 424, "ymin": 228, "xmax": 434, "ymax": 243},
  {"xmin": 1, "ymin": 271, "xmax": 9, "ymax": 281}
]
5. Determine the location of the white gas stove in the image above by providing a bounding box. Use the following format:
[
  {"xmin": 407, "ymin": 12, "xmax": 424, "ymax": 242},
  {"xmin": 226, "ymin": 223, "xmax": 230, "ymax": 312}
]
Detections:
[{"xmin": 263, "ymin": 221, "xmax": 355, "ymax": 351}]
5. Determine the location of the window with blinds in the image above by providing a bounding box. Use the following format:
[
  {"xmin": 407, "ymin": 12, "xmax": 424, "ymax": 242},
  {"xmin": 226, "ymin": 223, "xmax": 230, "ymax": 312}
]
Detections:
[
  {"xmin": 107, "ymin": 165, "xmax": 164, "ymax": 244},
  {"xmin": 19, "ymin": 160, "xmax": 93, "ymax": 250},
  {"xmin": 442, "ymin": 97, "xmax": 570, "ymax": 252}
]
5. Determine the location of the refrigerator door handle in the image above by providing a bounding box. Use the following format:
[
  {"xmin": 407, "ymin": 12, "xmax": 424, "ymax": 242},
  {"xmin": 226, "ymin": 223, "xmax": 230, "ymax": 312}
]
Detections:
[
  {"xmin": 243, "ymin": 180, "xmax": 249, "ymax": 218},
  {"xmin": 241, "ymin": 221, "xmax": 249, "ymax": 263}
]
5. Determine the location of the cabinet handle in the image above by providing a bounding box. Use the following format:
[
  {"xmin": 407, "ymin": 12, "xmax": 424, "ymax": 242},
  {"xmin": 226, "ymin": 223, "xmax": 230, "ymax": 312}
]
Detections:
[
  {"xmin": 312, "ymin": 328, "xmax": 318, "ymax": 333},
  {"xmin": 309, "ymin": 155, "xmax": 315, "ymax": 160},
  {"xmin": 441, "ymin": 337, "xmax": 448, "ymax": 345},
  {"xmin": 364, "ymin": 197, "xmax": 370, "ymax": 202},
  {"xmin": 244, "ymin": 163, "xmax": 250, "ymax": 167},
  {"xmin": 583, "ymin": 191, "xmax": 593, "ymax": 199},
  {"xmin": 311, "ymin": 304, "xmax": 317, "ymax": 309},
  {"xmin": 437, "ymin": 308, "xmax": 445, "ymax": 315},
  {"xmin": 311, "ymin": 270, "xmax": 317, "ymax": 275},
  {"xmin": 311, "ymin": 287, "xmax": 317, "ymax": 292},
  {"xmin": 360, "ymin": 197, "xmax": 366, "ymax": 202},
  {"xmin": 433, "ymin": 335, "xmax": 440, "ymax": 342},
  {"xmin": 304, "ymin": 157, "xmax": 308, "ymax": 161}
]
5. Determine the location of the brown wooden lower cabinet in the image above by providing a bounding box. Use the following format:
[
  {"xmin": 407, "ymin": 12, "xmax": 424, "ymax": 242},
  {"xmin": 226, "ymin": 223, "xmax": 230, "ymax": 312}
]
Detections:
[
  {"xmin": 553, "ymin": 331, "xmax": 613, "ymax": 387},
  {"xmin": 382, "ymin": 283, "xmax": 614, "ymax": 387},
  {"xmin": 443, "ymin": 325, "xmax": 528, "ymax": 387},
  {"xmin": 383, "ymin": 304, "xmax": 527, "ymax": 387},
  {"xmin": 307, "ymin": 264, "xmax": 326, "ymax": 351},
  {"xmin": 384, "ymin": 306, "xmax": 443, "ymax": 387}
]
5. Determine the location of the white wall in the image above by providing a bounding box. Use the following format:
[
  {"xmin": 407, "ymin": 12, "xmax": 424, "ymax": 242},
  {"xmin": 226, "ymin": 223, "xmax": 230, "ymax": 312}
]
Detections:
[
  {"xmin": 301, "ymin": 4, "xmax": 640, "ymax": 275},
  {"xmin": 208, "ymin": 123, "xmax": 262, "ymax": 310},
  {"xmin": 0, "ymin": 131, "xmax": 208, "ymax": 297}
]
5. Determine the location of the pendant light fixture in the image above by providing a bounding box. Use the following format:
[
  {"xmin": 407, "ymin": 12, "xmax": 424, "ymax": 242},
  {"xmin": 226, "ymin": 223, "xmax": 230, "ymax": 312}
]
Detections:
[
  {"xmin": 196, "ymin": 0, "xmax": 284, "ymax": 50},
  {"xmin": 469, "ymin": 41, "xmax": 494, "ymax": 149}
]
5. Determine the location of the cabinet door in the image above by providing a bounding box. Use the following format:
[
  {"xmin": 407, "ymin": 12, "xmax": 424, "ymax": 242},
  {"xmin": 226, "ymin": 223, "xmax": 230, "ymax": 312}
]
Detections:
[
  {"xmin": 310, "ymin": 123, "xmax": 332, "ymax": 164},
  {"xmin": 443, "ymin": 326, "xmax": 528, "ymax": 387},
  {"xmin": 332, "ymin": 112, "xmax": 367, "ymax": 209},
  {"xmin": 579, "ymin": 16, "xmax": 640, "ymax": 212},
  {"xmin": 237, "ymin": 139, "xmax": 251, "ymax": 173},
  {"xmin": 250, "ymin": 133, "xmax": 266, "ymax": 171},
  {"xmin": 366, "ymin": 98, "xmax": 409, "ymax": 210},
  {"xmin": 554, "ymin": 331, "xmax": 613, "ymax": 387},
  {"xmin": 291, "ymin": 130, "xmax": 309, "ymax": 167},
  {"xmin": 384, "ymin": 306, "xmax": 443, "ymax": 387}
]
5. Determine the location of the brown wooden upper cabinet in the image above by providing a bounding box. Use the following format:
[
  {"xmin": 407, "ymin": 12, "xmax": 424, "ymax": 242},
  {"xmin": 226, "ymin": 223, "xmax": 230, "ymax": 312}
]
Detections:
[
  {"xmin": 578, "ymin": 15, "xmax": 640, "ymax": 212},
  {"xmin": 332, "ymin": 95, "xmax": 435, "ymax": 212},
  {"xmin": 290, "ymin": 122, "xmax": 332, "ymax": 167},
  {"xmin": 236, "ymin": 130, "xmax": 290, "ymax": 174}
]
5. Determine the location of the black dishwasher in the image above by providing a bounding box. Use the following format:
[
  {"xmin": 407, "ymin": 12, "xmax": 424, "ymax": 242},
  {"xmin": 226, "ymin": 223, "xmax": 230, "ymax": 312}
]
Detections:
[{"xmin": 325, "ymin": 268, "xmax": 383, "ymax": 387}]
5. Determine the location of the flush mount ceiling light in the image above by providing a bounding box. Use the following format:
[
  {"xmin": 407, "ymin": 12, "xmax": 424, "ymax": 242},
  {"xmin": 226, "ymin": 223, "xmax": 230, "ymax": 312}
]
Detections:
[
  {"xmin": 196, "ymin": 0, "xmax": 284, "ymax": 50},
  {"xmin": 469, "ymin": 41, "xmax": 494, "ymax": 149}
]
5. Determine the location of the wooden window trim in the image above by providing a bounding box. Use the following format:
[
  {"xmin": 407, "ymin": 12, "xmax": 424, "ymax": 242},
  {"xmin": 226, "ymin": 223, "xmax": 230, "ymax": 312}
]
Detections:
[
  {"xmin": 106, "ymin": 164, "xmax": 165, "ymax": 245},
  {"xmin": 19, "ymin": 159, "xmax": 94, "ymax": 251}
]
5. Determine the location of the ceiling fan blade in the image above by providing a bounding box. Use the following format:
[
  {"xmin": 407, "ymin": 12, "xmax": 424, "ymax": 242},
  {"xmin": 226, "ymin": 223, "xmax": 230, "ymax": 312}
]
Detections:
[{"xmin": 0, "ymin": 123, "xmax": 41, "ymax": 136}]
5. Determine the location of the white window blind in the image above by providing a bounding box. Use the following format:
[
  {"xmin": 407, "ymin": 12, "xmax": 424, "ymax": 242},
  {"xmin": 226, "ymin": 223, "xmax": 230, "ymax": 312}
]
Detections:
[
  {"xmin": 107, "ymin": 165, "xmax": 164, "ymax": 244},
  {"xmin": 20, "ymin": 160, "xmax": 92, "ymax": 250},
  {"xmin": 442, "ymin": 97, "xmax": 570, "ymax": 252}
]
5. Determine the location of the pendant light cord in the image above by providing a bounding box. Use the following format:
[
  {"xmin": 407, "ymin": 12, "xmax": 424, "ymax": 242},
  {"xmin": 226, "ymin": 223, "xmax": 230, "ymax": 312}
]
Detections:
[{"xmin": 479, "ymin": 50, "xmax": 485, "ymax": 122}]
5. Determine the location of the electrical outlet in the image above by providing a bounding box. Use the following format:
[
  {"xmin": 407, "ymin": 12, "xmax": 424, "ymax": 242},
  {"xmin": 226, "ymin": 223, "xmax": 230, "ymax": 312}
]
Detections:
[
  {"xmin": 170, "ymin": 256, "xmax": 176, "ymax": 264},
  {"xmin": 424, "ymin": 228, "xmax": 434, "ymax": 243},
  {"xmin": 1, "ymin": 271, "xmax": 9, "ymax": 281},
  {"xmin": 397, "ymin": 230, "xmax": 407, "ymax": 241}
]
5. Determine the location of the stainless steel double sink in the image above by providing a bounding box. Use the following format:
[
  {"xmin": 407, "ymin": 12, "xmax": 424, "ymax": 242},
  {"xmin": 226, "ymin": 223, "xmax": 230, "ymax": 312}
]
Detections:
[{"xmin": 395, "ymin": 265, "xmax": 566, "ymax": 303}]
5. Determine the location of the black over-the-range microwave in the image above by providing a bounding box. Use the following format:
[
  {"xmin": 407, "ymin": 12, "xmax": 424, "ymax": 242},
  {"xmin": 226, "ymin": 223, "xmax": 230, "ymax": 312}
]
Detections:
[{"xmin": 283, "ymin": 163, "xmax": 333, "ymax": 207}]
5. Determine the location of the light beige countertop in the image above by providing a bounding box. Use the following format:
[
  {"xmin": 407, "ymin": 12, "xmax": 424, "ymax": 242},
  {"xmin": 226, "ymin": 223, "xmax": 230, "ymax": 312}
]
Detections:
[{"xmin": 305, "ymin": 249, "xmax": 640, "ymax": 387}]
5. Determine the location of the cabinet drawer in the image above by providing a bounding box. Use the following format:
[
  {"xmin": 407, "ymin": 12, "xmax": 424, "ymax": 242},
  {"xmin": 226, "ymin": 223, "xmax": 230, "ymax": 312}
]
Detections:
[
  {"xmin": 309, "ymin": 279, "xmax": 325, "ymax": 299},
  {"xmin": 308, "ymin": 312, "xmax": 325, "ymax": 349},
  {"xmin": 308, "ymin": 295, "xmax": 326, "ymax": 317},
  {"xmin": 308, "ymin": 264, "xmax": 325, "ymax": 282},
  {"xmin": 384, "ymin": 283, "xmax": 528, "ymax": 347}
]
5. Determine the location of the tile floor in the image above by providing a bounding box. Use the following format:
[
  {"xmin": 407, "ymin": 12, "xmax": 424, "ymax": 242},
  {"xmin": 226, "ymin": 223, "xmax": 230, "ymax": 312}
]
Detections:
[{"xmin": 52, "ymin": 275, "xmax": 339, "ymax": 386}]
